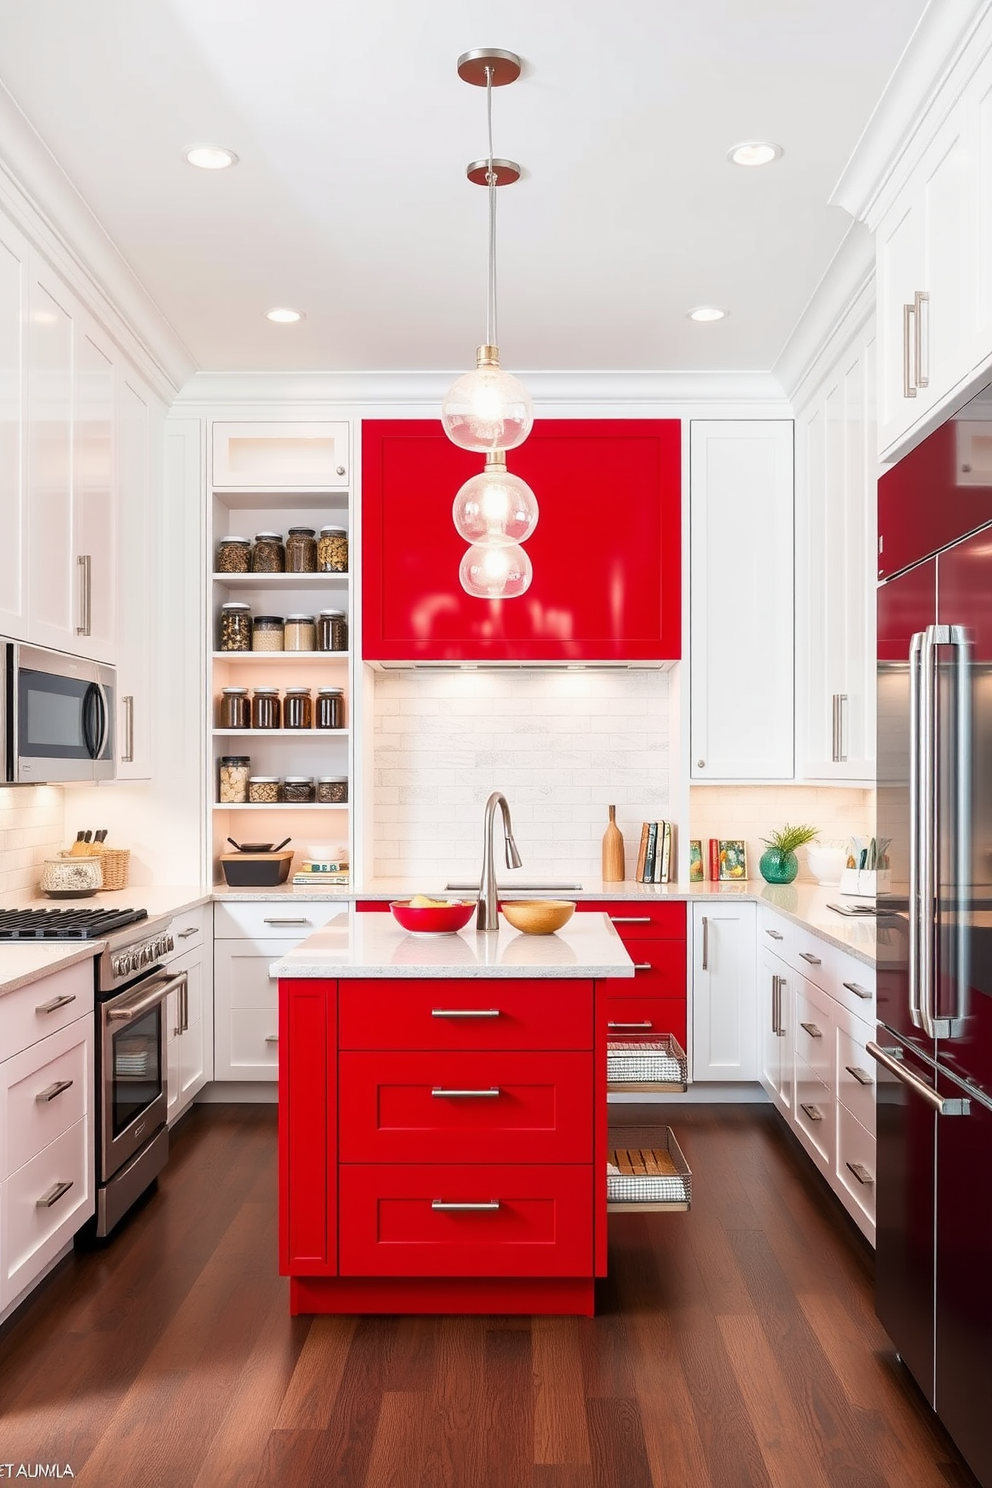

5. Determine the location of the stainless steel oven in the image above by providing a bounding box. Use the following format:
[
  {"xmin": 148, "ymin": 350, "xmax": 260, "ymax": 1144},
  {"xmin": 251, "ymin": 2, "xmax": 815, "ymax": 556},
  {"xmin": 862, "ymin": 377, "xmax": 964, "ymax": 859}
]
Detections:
[{"xmin": 1, "ymin": 639, "xmax": 116, "ymax": 783}]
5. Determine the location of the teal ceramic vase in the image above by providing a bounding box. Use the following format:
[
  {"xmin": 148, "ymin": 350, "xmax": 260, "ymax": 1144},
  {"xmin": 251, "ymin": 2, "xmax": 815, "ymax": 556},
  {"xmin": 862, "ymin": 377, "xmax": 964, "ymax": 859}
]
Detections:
[{"xmin": 759, "ymin": 847, "xmax": 799, "ymax": 884}]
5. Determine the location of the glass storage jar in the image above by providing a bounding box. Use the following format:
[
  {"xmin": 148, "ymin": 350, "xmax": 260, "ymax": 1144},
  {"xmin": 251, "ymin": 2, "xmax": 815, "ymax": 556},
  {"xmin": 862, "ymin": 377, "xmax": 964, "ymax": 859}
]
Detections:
[
  {"xmin": 216, "ymin": 535, "xmax": 251, "ymax": 573},
  {"xmin": 251, "ymin": 615, "xmax": 284, "ymax": 652},
  {"xmin": 316, "ymin": 776, "xmax": 348, "ymax": 804},
  {"xmin": 248, "ymin": 776, "xmax": 280, "ymax": 804},
  {"xmin": 285, "ymin": 527, "xmax": 318, "ymax": 573},
  {"xmin": 219, "ymin": 687, "xmax": 250, "ymax": 730},
  {"xmin": 282, "ymin": 776, "xmax": 315, "ymax": 804},
  {"xmin": 316, "ymin": 687, "xmax": 344, "ymax": 730},
  {"xmin": 318, "ymin": 526, "xmax": 348, "ymax": 572},
  {"xmin": 317, "ymin": 609, "xmax": 348, "ymax": 652},
  {"xmin": 251, "ymin": 531, "xmax": 285, "ymax": 572},
  {"xmin": 284, "ymin": 687, "xmax": 313, "ymax": 730},
  {"xmin": 219, "ymin": 602, "xmax": 252, "ymax": 652},
  {"xmin": 251, "ymin": 687, "xmax": 281, "ymax": 730},
  {"xmin": 283, "ymin": 614, "xmax": 316, "ymax": 651},
  {"xmin": 219, "ymin": 755, "xmax": 251, "ymax": 804}
]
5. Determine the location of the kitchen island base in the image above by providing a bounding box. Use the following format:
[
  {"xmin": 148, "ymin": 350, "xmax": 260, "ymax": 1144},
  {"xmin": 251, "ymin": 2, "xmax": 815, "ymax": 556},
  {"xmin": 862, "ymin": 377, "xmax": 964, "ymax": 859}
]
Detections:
[{"xmin": 289, "ymin": 1275, "xmax": 595, "ymax": 1317}]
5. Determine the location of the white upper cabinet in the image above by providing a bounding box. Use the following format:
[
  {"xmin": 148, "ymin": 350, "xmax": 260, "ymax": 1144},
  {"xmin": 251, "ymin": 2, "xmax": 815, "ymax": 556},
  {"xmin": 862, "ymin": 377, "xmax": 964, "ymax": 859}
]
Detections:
[
  {"xmin": 796, "ymin": 316, "xmax": 877, "ymax": 782},
  {"xmin": 689, "ymin": 420, "xmax": 795, "ymax": 781},
  {"xmin": 72, "ymin": 320, "xmax": 117, "ymax": 661},
  {"xmin": 212, "ymin": 421, "xmax": 349, "ymax": 489},
  {"xmin": 0, "ymin": 214, "xmax": 28, "ymax": 640},
  {"xmin": 115, "ymin": 373, "xmax": 154, "ymax": 778}
]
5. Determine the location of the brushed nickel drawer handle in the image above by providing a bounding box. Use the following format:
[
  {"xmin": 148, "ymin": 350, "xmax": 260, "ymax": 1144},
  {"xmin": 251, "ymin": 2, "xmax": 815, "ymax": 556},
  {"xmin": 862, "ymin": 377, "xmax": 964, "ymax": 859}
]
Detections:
[
  {"xmin": 800, "ymin": 1103, "xmax": 823, "ymax": 1122},
  {"xmin": 701, "ymin": 914, "xmax": 709, "ymax": 970},
  {"xmin": 633, "ymin": 963, "xmax": 653, "ymax": 972},
  {"xmin": 609, "ymin": 916, "xmax": 652, "ymax": 924},
  {"xmin": 265, "ymin": 1034, "xmax": 279, "ymax": 1044},
  {"xmin": 800, "ymin": 1021, "xmax": 823, "ymax": 1039},
  {"xmin": 765, "ymin": 929, "xmax": 784, "ymax": 941},
  {"xmin": 36, "ymin": 994, "xmax": 77, "ymax": 1015},
  {"xmin": 607, "ymin": 1021, "xmax": 652, "ymax": 1029},
  {"xmin": 843, "ymin": 981, "xmax": 872, "ymax": 1000},
  {"xmin": 177, "ymin": 927, "xmax": 199, "ymax": 940},
  {"xmin": 799, "ymin": 952, "xmax": 822, "ymax": 966},
  {"xmin": 37, "ymin": 1180, "xmax": 73, "ymax": 1209},
  {"xmin": 431, "ymin": 1009, "xmax": 500, "ymax": 1019},
  {"xmin": 846, "ymin": 1065, "xmax": 873, "ymax": 1087},
  {"xmin": 36, "ymin": 1079, "xmax": 74, "ymax": 1102},
  {"xmin": 431, "ymin": 1200, "xmax": 500, "ymax": 1212},
  {"xmin": 846, "ymin": 1161, "xmax": 874, "ymax": 1186},
  {"xmin": 431, "ymin": 1087, "xmax": 500, "ymax": 1099},
  {"xmin": 263, "ymin": 917, "xmax": 311, "ymax": 925}
]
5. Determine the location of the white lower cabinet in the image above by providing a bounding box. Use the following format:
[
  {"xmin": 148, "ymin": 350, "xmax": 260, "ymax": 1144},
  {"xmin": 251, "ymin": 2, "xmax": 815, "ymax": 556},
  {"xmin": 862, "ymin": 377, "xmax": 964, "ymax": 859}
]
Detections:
[
  {"xmin": 759, "ymin": 945, "xmax": 794, "ymax": 1119},
  {"xmin": 691, "ymin": 903, "xmax": 757, "ymax": 1080},
  {"xmin": 212, "ymin": 901, "xmax": 347, "ymax": 1081},
  {"xmin": 166, "ymin": 941, "xmax": 211, "ymax": 1123},
  {"xmin": 0, "ymin": 960, "xmax": 95, "ymax": 1316}
]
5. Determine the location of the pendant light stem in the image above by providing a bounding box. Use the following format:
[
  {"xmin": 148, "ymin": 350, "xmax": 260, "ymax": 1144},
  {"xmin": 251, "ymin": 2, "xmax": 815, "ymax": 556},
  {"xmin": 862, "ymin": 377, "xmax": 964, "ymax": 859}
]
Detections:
[{"xmin": 486, "ymin": 65, "xmax": 498, "ymax": 351}]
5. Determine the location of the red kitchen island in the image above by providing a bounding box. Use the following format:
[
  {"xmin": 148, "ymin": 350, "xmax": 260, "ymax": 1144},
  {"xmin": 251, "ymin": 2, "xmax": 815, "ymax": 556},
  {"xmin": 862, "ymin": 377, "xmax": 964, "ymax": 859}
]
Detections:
[{"xmin": 272, "ymin": 907, "xmax": 645, "ymax": 1317}]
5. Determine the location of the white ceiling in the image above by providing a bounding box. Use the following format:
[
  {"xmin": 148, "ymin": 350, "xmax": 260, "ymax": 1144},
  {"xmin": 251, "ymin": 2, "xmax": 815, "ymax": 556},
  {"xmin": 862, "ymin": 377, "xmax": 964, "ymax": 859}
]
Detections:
[{"xmin": 0, "ymin": 0, "xmax": 930, "ymax": 379}]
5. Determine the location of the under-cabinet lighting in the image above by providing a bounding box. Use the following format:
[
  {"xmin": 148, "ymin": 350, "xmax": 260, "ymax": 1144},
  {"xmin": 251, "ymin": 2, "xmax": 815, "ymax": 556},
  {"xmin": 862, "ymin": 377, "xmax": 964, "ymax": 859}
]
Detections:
[
  {"xmin": 265, "ymin": 307, "xmax": 305, "ymax": 324},
  {"xmin": 184, "ymin": 145, "xmax": 239, "ymax": 170},
  {"xmin": 687, "ymin": 306, "xmax": 727, "ymax": 323},
  {"xmin": 727, "ymin": 140, "xmax": 783, "ymax": 167}
]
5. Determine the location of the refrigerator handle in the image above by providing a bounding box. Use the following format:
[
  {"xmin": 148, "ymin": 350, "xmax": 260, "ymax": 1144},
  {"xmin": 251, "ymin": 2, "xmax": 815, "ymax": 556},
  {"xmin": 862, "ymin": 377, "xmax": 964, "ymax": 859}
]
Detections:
[
  {"xmin": 950, "ymin": 624, "xmax": 972, "ymax": 1032},
  {"xmin": 867, "ymin": 1042, "xmax": 971, "ymax": 1116},
  {"xmin": 908, "ymin": 630, "xmax": 924, "ymax": 1030}
]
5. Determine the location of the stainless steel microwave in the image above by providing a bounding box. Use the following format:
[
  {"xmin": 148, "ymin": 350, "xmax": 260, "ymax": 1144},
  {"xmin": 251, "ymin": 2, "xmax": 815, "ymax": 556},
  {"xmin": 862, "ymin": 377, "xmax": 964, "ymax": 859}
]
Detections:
[{"xmin": 1, "ymin": 640, "xmax": 116, "ymax": 783}]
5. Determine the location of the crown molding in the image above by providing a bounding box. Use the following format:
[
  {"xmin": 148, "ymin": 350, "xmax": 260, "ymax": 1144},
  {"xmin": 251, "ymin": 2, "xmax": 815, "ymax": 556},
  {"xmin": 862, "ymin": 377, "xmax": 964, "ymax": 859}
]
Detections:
[
  {"xmin": 0, "ymin": 81, "xmax": 196, "ymax": 399},
  {"xmin": 774, "ymin": 224, "xmax": 875, "ymax": 408},
  {"xmin": 172, "ymin": 366, "xmax": 790, "ymax": 415},
  {"xmin": 830, "ymin": 0, "xmax": 992, "ymax": 226}
]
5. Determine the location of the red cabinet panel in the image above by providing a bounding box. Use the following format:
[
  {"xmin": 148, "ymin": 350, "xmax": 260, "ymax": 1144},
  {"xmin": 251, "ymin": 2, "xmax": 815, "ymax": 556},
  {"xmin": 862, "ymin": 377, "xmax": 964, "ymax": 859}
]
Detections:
[
  {"xmin": 610, "ymin": 937, "xmax": 687, "ymax": 997},
  {"xmin": 338, "ymin": 977, "xmax": 593, "ymax": 1052},
  {"xmin": 279, "ymin": 980, "xmax": 336, "ymax": 1276},
  {"xmin": 605, "ymin": 996, "xmax": 687, "ymax": 1050},
  {"xmin": 577, "ymin": 901, "xmax": 686, "ymax": 940},
  {"xmin": 338, "ymin": 1163, "xmax": 593, "ymax": 1277},
  {"xmin": 339, "ymin": 1050, "xmax": 593, "ymax": 1164},
  {"xmin": 878, "ymin": 416, "xmax": 992, "ymax": 579},
  {"xmin": 361, "ymin": 419, "xmax": 681, "ymax": 662}
]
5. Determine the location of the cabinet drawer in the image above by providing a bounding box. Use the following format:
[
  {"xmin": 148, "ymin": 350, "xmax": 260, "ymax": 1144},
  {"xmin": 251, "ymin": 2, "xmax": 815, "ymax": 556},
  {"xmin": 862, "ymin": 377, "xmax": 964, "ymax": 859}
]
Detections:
[
  {"xmin": 214, "ymin": 901, "xmax": 346, "ymax": 941},
  {"xmin": 581, "ymin": 902, "xmax": 685, "ymax": 940},
  {"xmin": 794, "ymin": 983, "xmax": 833, "ymax": 1085},
  {"xmin": 609, "ymin": 938, "xmax": 686, "ymax": 997},
  {"xmin": 339, "ymin": 979, "xmax": 592, "ymax": 1052},
  {"xmin": 226, "ymin": 1008, "xmax": 280, "ymax": 1077},
  {"xmin": 836, "ymin": 1021, "xmax": 876, "ymax": 1135},
  {"xmin": 605, "ymin": 996, "xmax": 687, "ymax": 1049},
  {"xmin": 0, "ymin": 1115, "xmax": 92, "ymax": 1309},
  {"xmin": 339, "ymin": 1051, "xmax": 592, "ymax": 1164},
  {"xmin": 1, "ymin": 1018, "xmax": 91, "ymax": 1180},
  {"xmin": 830, "ymin": 950, "xmax": 875, "ymax": 1021},
  {"xmin": 169, "ymin": 904, "xmax": 210, "ymax": 954},
  {"xmin": 338, "ymin": 1163, "xmax": 593, "ymax": 1277},
  {"xmin": 758, "ymin": 907, "xmax": 791, "ymax": 959},
  {"xmin": 794, "ymin": 1055, "xmax": 833, "ymax": 1171},
  {"xmin": 836, "ymin": 1104, "xmax": 876, "ymax": 1230},
  {"xmin": 0, "ymin": 961, "xmax": 94, "ymax": 1058}
]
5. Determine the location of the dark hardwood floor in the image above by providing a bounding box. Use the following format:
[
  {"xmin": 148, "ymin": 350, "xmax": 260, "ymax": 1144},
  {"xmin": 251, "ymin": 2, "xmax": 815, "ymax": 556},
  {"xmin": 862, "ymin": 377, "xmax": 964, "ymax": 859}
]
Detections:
[{"xmin": 0, "ymin": 1102, "xmax": 979, "ymax": 1488}]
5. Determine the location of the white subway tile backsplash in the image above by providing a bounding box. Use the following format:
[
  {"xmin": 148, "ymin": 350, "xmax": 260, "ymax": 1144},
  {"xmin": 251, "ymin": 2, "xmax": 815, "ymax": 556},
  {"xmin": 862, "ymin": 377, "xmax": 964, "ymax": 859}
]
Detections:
[{"xmin": 0, "ymin": 787, "xmax": 64, "ymax": 905}]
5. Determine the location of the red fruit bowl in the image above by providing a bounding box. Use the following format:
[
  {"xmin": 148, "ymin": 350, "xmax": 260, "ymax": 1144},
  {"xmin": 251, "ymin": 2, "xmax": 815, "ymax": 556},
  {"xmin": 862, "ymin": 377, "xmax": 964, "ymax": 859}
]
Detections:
[{"xmin": 389, "ymin": 899, "xmax": 476, "ymax": 934}]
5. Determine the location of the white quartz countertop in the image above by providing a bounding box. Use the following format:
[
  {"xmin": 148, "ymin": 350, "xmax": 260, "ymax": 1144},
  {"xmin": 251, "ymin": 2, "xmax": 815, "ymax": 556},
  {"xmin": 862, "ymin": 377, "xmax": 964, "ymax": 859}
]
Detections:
[
  {"xmin": 0, "ymin": 941, "xmax": 100, "ymax": 996},
  {"xmin": 270, "ymin": 908, "xmax": 636, "ymax": 980}
]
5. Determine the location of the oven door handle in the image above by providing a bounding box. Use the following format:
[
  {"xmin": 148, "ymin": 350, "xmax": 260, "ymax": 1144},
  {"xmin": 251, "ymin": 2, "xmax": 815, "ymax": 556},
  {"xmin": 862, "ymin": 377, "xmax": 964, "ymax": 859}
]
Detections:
[{"xmin": 107, "ymin": 970, "xmax": 185, "ymax": 1022}]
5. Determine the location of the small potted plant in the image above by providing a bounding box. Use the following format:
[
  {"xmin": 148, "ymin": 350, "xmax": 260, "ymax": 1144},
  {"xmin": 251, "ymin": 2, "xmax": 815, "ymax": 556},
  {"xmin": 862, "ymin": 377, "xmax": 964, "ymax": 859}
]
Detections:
[{"xmin": 759, "ymin": 823, "xmax": 818, "ymax": 885}]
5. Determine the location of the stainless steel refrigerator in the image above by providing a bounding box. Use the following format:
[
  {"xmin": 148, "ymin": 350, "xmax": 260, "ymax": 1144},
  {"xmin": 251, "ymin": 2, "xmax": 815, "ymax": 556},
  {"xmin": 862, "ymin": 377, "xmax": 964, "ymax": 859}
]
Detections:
[{"xmin": 875, "ymin": 390, "xmax": 992, "ymax": 1488}]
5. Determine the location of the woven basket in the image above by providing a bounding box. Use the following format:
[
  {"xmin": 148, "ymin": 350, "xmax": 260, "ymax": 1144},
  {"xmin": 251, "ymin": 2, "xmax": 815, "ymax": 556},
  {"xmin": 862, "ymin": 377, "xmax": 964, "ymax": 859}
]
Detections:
[{"xmin": 96, "ymin": 848, "xmax": 130, "ymax": 890}]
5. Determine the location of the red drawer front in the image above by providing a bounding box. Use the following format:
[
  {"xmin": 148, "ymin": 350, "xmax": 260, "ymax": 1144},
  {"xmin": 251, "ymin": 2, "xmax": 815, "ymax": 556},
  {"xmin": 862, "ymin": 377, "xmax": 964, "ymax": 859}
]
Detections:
[
  {"xmin": 605, "ymin": 996, "xmax": 687, "ymax": 1050},
  {"xmin": 611, "ymin": 938, "xmax": 686, "ymax": 997},
  {"xmin": 338, "ymin": 1163, "xmax": 593, "ymax": 1277},
  {"xmin": 355, "ymin": 900, "xmax": 390, "ymax": 912},
  {"xmin": 339, "ymin": 1050, "xmax": 593, "ymax": 1164},
  {"xmin": 338, "ymin": 978, "xmax": 593, "ymax": 1051},
  {"xmin": 578, "ymin": 901, "xmax": 686, "ymax": 940}
]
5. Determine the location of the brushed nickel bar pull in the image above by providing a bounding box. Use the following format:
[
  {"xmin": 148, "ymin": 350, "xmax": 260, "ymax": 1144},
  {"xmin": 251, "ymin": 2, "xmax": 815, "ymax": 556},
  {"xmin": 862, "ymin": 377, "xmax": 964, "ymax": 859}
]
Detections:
[
  {"xmin": 701, "ymin": 915, "xmax": 709, "ymax": 971},
  {"xmin": 36, "ymin": 1180, "xmax": 73, "ymax": 1209},
  {"xmin": 265, "ymin": 1034, "xmax": 279, "ymax": 1044},
  {"xmin": 431, "ymin": 1008, "xmax": 500, "ymax": 1019},
  {"xmin": 866, "ymin": 1042, "xmax": 971, "ymax": 1115},
  {"xmin": 846, "ymin": 1162, "xmax": 874, "ymax": 1186},
  {"xmin": 633, "ymin": 962, "xmax": 653, "ymax": 972},
  {"xmin": 914, "ymin": 289, "xmax": 929, "ymax": 388},
  {"xmin": 431, "ymin": 1087, "xmax": 500, "ymax": 1099},
  {"xmin": 765, "ymin": 928, "xmax": 784, "ymax": 941},
  {"xmin": 76, "ymin": 554, "xmax": 92, "ymax": 636},
  {"xmin": 122, "ymin": 695, "xmax": 135, "ymax": 762},
  {"xmin": 609, "ymin": 916, "xmax": 652, "ymax": 924},
  {"xmin": 177, "ymin": 927, "xmax": 199, "ymax": 940},
  {"xmin": 846, "ymin": 1065, "xmax": 873, "ymax": 1086},
  {"xmin": 843, "ymin": 981, "xmax": 872, "ymax": 1000},
  {"xmin": 36, "ymin": 1078, "xmax": 73, "ymax": 1102},
  {"xmin": 263, "ymin": 917, "xmax": 311, "ymax": 925},
  {"xmin": 832, "ymin": 693, "xmax": 840, "ymax": 762},
  {"xmin": 799, "ymin": 952, "xmax": 822, "ymax": 966},
  {"xmin": 799, "ymin": 1021, "xmax": 823, "ymax": 1039},
  {"xmin": 607, "ymin": 1021, "xmax": 653, "ymax": 1029},
  {"xmin": 903, "ymin": 300, "xmax": 917, "ymax": 398},
  {"xmin": 800, "ymin": 1103, "xmax": 823, "ymax": 1121},
  {"xmin": 36, "ymin": 993, "xmax": 77, "ymax": 1014},
  {"xmin": 431, "ymin": 1200, "xmax": 500, "ymax": 1211}
]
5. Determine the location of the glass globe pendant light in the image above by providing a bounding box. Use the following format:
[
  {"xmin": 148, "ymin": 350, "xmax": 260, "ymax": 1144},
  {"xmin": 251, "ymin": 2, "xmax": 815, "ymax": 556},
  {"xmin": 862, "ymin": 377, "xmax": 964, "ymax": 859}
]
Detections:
[
  {"xmin": 452, "ymin": 449, "xmax": 538, "ymax": 546},
  {"xmin": 458, "ymin": 541, "xmax": 533, "ymax": 600}
]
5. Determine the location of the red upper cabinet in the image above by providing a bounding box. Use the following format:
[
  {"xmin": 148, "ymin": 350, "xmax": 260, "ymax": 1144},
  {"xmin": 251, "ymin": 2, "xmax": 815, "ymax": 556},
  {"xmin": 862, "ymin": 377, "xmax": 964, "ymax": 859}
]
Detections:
[{"xmin": 361, "ymin": 419, "xmax": 681, "ymax": 662}]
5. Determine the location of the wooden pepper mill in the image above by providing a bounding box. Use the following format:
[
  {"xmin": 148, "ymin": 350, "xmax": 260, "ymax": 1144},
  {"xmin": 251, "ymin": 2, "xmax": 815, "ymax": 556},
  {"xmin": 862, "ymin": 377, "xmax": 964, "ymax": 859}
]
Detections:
[{"xmin": 602, "ymin": 804, "xmax": 625, "ymax": 882}]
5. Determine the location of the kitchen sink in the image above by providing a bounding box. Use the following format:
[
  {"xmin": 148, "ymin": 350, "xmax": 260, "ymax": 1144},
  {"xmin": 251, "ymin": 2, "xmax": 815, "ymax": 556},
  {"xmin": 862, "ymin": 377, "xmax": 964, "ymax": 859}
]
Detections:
[{"xmin": 444, "ymin": 881, "xmax": 583, "ymax": 892}]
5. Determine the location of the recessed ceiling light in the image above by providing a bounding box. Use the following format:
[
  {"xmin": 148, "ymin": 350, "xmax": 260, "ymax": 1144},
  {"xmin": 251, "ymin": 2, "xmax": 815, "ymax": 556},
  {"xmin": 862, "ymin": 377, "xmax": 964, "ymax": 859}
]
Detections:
[
  {"xmin": 727, "ymin": 141, "xmax": 783, "ymax": 167},
  {"xmin": 265, "ymin": 307, "xmax": 305, "ymax": 324},
  {"xmin": 687, "ymin": 306, "xmax": 727, "ymax": 323},
  {"xmin": 184, "ymin": 145, "xmax": 239, "ymax": 170}
]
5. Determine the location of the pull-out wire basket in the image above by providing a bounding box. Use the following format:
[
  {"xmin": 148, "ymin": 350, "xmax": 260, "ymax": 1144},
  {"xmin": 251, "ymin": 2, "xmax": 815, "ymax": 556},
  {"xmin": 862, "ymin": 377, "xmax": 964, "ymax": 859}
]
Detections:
[
  {"xmin": 607, "ymin": 1125, "xmax": 691, "ymax": 1211},
  {"xmin": 606, "ymin": 1032, "xmax": 687, "ymax": 1091}
]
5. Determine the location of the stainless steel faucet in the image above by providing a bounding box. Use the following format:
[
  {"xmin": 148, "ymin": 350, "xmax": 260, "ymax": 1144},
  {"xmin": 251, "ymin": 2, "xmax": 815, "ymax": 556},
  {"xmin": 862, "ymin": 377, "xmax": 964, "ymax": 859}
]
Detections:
[{"xmin": 477, "ymin": 791, "xmax": 522, "ymax": 931}]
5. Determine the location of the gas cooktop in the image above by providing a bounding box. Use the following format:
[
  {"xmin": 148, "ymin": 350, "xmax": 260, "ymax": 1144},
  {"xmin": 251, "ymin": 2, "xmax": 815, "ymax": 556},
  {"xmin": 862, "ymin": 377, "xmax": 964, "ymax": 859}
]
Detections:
[{"xmin": 0, "ymin": 907, "xmax": 149, "ymax": 940}]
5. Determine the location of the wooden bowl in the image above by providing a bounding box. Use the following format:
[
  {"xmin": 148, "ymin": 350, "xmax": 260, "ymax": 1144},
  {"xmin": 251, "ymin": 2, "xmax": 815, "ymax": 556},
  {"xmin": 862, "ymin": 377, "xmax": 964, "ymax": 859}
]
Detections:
[
  {"xmin": 389, "ymin": 900, "xmax": 475, "ymax": 934},
  {"xmin": 500, "ymin": 900, "xmax": 575, "ymax": 935}
]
